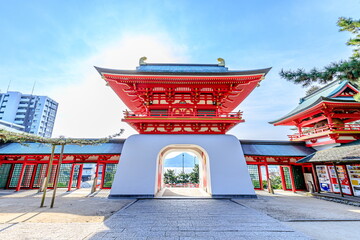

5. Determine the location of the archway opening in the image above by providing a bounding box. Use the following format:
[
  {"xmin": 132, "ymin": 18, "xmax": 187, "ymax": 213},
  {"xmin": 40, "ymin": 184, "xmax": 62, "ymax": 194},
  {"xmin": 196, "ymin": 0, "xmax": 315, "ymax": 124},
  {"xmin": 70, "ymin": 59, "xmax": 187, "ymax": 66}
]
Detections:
[
  {"xmin": 163, "ymin": 151, "xmax": 199, "ymax": 188},
  {"xmin": 155, "ymin": 144, "xmax": 211, "ymax": 197}
]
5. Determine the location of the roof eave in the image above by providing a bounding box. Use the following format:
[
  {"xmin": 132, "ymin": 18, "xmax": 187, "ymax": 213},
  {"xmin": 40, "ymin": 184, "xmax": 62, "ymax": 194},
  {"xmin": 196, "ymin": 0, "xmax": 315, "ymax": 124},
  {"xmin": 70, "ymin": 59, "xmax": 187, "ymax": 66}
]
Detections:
[
  {"xmin": 270, "ymin": 97, "xmax": 359, "ymax": 125},
  {"xmin": 94, "ymin": 66, "xmax": 272, "ymax": 77}
]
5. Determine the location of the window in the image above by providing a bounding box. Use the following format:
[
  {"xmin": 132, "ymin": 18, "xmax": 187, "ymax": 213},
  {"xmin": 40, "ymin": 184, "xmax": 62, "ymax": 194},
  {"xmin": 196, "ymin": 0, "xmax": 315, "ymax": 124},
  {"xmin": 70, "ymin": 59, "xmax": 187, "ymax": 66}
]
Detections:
[{"xmin": 150, "ymin": 109, "xmax": 168, "ymax": 116}]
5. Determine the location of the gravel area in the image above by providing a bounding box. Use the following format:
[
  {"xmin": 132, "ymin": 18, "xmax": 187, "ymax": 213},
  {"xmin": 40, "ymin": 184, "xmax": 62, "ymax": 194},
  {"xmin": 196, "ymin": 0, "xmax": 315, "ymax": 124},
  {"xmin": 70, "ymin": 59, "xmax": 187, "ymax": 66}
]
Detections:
[
  {"xmin": 2, "ymin": 189, "xmax": 360, "ymax": 239},
  {"xmin": 0, "ymin": 189, "xmax": 133, "ymax": 223},
  {"xmin": 234, "ymin": 190, "xmax": 360, "ymax": 240}
]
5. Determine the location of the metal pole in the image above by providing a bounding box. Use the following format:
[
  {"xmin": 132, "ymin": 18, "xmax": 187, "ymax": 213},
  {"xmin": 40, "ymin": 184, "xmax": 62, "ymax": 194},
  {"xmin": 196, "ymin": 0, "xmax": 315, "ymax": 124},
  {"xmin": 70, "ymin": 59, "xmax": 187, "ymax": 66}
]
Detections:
[
  {"xmin": 333, "ymin": 163, "xmax": 344, "ymax": 197},
  {"xmin": 182, "ymin": 153, "xmax": 184, "ymax": 173},
  {"xmin": 40, "ymin": 144, "xmax": 55, "ymax": 207},
  {"xmin": 50, "ymin": 144, "xmax": 64, "ymax": 208},
  {"xmin": 91, "ymin": 161, "xmax": 100, "ymax": 194}
]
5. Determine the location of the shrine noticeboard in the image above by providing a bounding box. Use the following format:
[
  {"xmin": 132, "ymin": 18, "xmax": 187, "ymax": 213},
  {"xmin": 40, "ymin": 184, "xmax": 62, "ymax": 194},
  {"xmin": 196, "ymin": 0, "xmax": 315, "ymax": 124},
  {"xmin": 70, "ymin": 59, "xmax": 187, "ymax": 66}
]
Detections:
[
  {"xmin": 328, "ymin": 165, "xmax": 352, "ymax": 195},
  {"xmin": 315, "ymin": 165, "xmax": 332, "ymax": 192},
  {"xmin": 347, "ymin": 164, "xmax": 360, "ymax": 197}
]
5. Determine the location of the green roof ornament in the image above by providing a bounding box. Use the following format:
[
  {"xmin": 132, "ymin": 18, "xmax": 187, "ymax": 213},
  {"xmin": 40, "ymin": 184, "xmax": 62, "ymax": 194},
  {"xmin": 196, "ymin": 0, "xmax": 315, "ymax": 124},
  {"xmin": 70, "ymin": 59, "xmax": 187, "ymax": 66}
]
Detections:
[
  {"xmin": 139, "ymin": 56, "xmax": 147, "ymax": 65},
  {"xmin": 354, "ymin": 93, "xmax": 360, "ymax": 102},
  {"xmin": 217, "ymin": 58, "xmax": 225, "ymax": 66}
]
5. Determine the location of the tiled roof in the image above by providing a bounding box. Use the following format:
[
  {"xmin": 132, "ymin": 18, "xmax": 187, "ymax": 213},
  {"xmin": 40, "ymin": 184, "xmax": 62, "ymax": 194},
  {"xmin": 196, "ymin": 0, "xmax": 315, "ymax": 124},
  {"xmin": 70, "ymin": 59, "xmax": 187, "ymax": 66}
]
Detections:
[
  {"xmin": 270, "ymin": 80, "xmax": 358, "ymax": 124},
  {"xmin": 0, "ymin": 139, "xmax": 125, "ymax": 155},
  {"xmin": 137, "ymin": 64, "xmax": 229, "ymax": 73},
  {"xmin": 297, "ymin": 140, "xmax": 360, "ymax": 163},
  {"xmin": 240, "ymin": 140, "xmax": 315, "ymax": 156},
  {"xmin": 94, "ymin": 65, "xmax": 271, "ymax": 76}
]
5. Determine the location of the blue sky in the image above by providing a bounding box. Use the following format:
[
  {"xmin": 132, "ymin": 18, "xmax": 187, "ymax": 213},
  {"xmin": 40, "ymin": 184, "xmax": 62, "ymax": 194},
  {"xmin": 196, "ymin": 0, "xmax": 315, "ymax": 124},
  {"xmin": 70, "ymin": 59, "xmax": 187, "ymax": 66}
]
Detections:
[{"xmin": 0, "ymin": 1, "xmax": 359, "ymax": 139}]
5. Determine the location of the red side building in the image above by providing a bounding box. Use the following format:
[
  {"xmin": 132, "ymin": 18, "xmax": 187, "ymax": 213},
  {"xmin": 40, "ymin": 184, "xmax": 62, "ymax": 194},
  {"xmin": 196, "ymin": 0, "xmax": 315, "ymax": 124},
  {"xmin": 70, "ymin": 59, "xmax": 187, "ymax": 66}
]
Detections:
[{"xmin": 270, "ymin": 80, "xmax": 360, "ymax": 149}]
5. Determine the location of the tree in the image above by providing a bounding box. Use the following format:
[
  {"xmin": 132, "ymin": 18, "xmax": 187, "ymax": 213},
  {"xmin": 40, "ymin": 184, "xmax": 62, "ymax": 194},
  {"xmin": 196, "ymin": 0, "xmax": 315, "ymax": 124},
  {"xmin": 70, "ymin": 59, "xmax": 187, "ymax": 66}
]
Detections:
[
  {"xmin": 305, "ymin": 85, "xmax": 321, "ymax": 96},
  {"xmin": 338, "ymin": 17, "xmax": 360, "ymax": 59},
  {"xmin": 164, "ymin": 169, "xmax": 177, "ymax": 184},
  {"xmin": 177, "ymin": 172, "xmax": 190, "ymax": 184},
  {"xmin": 189, "ymin": 164, "xmax": 199, "ymax": 184},
  {"xmin": 280, "ymin": 17, "xmax": 360, "ymax": 87}
]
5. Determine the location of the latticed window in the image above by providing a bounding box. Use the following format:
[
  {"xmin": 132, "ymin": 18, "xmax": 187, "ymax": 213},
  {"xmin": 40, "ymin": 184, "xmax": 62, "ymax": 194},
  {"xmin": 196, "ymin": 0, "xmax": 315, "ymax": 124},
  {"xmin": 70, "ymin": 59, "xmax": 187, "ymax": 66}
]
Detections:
[
  {"xmin": 21, "ymin": 165, "xmax": 35, "ymax": 188},
  {"xmin": 0, "ymin": 164, "xmax": 11, "ymax": 188},
  {"xmin": 247, "ymin": 165, "xmax": 260, "ymax": 188},
  {"xmin": 283, "ymin": 167, "xmax": 292, "ymax": 190},
  {"xmin": 47, "ymin": 165, "xmax": 57, "ymax": 187},
  {"xmin": 103, "ymin": 164, "xmax": 118, "ymax": 188},
  {"xmin": 71, "ymin": 165, "xmax": 80, "ymax": 188},
  {"xmin": 57, "ymin": 164, "xmax": 72, "ymax": 187},
  {"xmin": 9, "ymin": 164, "xmax": 22, "ymax": 187},
  {"xmin": 33, "ymin": 164, "xmax": 47, "ymax": 188}
]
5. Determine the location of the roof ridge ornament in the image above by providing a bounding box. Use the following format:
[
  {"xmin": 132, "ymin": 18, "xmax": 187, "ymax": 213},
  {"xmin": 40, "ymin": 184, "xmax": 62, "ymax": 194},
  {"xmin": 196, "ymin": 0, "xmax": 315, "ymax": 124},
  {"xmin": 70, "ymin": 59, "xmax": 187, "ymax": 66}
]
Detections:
[
  {"xmin": 354, "ymin": 93, "xmax": 360, "ymax": 102},
  {"xmin": 139, "ymin": 56, "xmax": 147, "ymax": 65},
  {"xmin": 217, "ymin": 58, "xmax": 225, "ymax": 66}
]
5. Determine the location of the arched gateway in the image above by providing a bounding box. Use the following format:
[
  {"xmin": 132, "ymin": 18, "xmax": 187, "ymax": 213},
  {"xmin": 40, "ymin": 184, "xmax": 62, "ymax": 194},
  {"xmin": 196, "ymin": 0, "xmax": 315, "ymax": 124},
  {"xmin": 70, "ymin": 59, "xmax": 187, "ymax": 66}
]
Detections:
[
  {"xmin": 156, "ymin": 144, "xmax": 210, "ymax": 195},
  {"xmin": 95, "ymin": 59, "xmax": 271, "ymax": 198}
]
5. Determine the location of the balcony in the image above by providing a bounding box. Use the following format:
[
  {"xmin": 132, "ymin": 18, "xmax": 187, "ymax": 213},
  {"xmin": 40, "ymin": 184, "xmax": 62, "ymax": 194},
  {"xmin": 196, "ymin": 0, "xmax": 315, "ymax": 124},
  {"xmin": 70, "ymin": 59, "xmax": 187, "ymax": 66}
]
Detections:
[
  {"xmin": 123, "ymin": 110, "xmax": 244, "ymax": 134},
  {"xmin": 288, "ymin": 124, "xmax": 360, "ymax": 141}
]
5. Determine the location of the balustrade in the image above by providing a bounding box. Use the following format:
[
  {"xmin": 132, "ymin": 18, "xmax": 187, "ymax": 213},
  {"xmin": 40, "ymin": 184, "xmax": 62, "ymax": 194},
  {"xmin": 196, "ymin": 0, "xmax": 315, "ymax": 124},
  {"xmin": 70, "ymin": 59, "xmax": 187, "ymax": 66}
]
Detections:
[
  {"xmin": 288, "ymin": 124, "xmax": 360, "ymax": 140},
  {"xmin": 123, "ymin": 110, "xmax": 243, "ymax": 119}
]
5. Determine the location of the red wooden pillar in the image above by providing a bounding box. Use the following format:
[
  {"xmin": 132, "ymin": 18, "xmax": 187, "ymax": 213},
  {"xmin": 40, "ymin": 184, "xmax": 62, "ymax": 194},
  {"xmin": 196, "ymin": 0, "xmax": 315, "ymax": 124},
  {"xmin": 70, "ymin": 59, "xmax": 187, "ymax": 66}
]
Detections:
[
  {"xmin": 258, "ymin": 165, "xmax": 263, "ymax": 190},
  {"xmin": 289, "ymin": 165, "xmax": 296, "ymax": 193},
  {"xmin": 29, "ymin": 164, "xmax": 37, "ymax": 189},
  {"xmin": 76, "ymin": 164, "xmax": 83, "ymax": 189},
  {"xmin": 333, "ymin": 163, "xmax": 344, "ymax": 197},
  {"xmin": 297, "ymin": 124, "xmax": 303, "ymax": 136},
  {"xmin": 344, "ymin": 164, "xmax": 354, "ymax": 196},
  {"xmin": 280, "ymin": 166, "xmax": 286, "ymax": 190},
  {"xmin": 16, "ymin": 163, "xmax": 26, "ymax": 192},
  {"xmin": 95, "ymin": 161, "xmax": 100, "ymax": 188},
  {"xmin": 324, "ymin": 110, "xmax": 334, "ymax": 129},
  {"xmin": 311, "ymin": 164, "xmax": 320, "ymax": 193},
  {"xmin": 67, "ymin": 164, "xmax": 76, "ymax": 191},
  {"xmin": 100, "ymin": 164, "xmax": 106, "ymax": 189}
]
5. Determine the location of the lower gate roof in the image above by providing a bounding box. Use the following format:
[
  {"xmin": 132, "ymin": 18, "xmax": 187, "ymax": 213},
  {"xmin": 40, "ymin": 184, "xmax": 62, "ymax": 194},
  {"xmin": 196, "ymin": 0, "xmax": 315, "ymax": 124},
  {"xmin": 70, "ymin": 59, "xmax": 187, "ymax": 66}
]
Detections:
[
  {"xmin": 240, "ymin": 140, "xmax": 315, "ymax": 157},
  {"xmin": 0, "ymin": 139, "xmax": 125, "ymax": 155},
  {"xmin": 0, "ymin": 138, "xmax": 315, "ymax": 157}
]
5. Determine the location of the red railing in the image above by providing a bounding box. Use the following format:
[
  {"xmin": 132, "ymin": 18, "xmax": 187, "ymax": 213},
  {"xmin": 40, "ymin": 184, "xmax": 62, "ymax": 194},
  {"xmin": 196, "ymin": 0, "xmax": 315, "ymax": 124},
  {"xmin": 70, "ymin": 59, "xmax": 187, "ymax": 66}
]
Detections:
[
  {"xmin": 288, "ymin": 124, "xmax": 360, "ymax": 140},
  {"xmin": 124, "ymin": 110, "xmax": 243, "ymax": 119}
]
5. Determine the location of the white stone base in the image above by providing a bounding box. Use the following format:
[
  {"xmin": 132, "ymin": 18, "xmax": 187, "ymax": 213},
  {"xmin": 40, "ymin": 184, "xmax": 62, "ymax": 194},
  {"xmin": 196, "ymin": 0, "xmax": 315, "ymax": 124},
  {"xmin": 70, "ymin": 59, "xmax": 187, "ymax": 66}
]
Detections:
[{"xmin": 109, "ymin": 134, "xmax": 256, "ymax": 198}]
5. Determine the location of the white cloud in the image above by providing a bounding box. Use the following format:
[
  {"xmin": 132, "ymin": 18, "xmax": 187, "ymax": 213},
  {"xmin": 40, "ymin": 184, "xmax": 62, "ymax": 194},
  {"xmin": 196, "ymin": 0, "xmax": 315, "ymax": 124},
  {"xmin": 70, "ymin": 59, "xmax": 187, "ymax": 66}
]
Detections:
[{"xmin": 49, "ymin": 33, "xmax": 189, "ymax": 138}]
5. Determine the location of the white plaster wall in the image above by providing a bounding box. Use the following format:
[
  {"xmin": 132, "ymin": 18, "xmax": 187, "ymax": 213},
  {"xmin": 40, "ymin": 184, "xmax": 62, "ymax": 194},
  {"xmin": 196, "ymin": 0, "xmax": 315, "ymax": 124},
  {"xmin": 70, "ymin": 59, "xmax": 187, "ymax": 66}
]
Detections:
[{"xmin": 110, "ymin": 134, "xmax": 255, "ymax": 197}]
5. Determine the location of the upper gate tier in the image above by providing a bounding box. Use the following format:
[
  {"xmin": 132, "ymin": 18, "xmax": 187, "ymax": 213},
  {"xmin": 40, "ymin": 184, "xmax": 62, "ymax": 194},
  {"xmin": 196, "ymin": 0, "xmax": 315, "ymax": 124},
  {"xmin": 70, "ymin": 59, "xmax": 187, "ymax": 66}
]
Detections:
[{"xmin": 95, "ymin": 63, "xmax": 271, "ymax": 113}]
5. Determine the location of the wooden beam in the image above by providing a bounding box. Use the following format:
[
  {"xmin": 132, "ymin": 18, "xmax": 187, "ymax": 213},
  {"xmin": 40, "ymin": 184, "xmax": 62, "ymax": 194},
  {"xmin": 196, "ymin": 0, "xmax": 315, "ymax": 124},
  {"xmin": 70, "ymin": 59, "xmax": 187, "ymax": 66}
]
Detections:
[
  {"xmin": 50, "ymin": 144, "xmax": 65, "ymax": 208},
  {"xmin": 299, "ymin": 115, "xmax": 327, "ymax": 127},
  {"xmin": 40, "ymin": 145, "xmax": 55, "ymax": 207}
]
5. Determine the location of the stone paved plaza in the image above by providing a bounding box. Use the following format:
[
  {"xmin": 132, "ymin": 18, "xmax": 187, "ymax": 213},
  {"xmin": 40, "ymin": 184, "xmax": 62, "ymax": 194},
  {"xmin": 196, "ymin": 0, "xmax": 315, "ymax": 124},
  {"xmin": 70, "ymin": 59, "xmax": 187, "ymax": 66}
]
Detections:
[
  {"xmin": 88, "ymin": 199, "xmax": 309, "ymax": 240},
  {"xmin": 4, "ymin": 190, "xmax": 360, "ymax": 239},
  {"xmin": 0, "ymin": 197, "xmax": 309, "ymax": 240}
]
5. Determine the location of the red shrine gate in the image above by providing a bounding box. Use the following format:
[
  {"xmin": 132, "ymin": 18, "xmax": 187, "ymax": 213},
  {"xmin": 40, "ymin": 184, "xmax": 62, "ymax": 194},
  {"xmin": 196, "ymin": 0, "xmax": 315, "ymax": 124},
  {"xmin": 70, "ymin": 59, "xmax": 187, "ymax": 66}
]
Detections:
[{"xmin": 95, "ymin": 59, "xmax": 271, "ymax": 197}]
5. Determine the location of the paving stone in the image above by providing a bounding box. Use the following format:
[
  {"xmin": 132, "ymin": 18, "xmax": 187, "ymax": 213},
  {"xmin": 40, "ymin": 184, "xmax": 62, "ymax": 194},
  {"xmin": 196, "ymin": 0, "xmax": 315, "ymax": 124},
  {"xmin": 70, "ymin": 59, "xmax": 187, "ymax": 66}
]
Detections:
[
  {"xmin": 88, "ymin": 199, "xmax": 310, "ymax": 239},
  {"xmin": 0, "ymin": 199, "xmax": 310, "ymax": 239}
]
